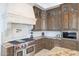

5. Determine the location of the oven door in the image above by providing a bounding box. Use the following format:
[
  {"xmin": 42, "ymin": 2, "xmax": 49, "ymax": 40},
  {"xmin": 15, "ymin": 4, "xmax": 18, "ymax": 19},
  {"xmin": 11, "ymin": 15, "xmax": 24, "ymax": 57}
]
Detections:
[
  {"xmin": 17, "ymin": 51, "xmax": 23, "ymax": 56},
  {"xmin": 15, "ymin": 49, "xmax": 24, "ymax": 56},
  {"xmin": 26, "ymin": 45, "xmax": 35, "ymax": 56}
]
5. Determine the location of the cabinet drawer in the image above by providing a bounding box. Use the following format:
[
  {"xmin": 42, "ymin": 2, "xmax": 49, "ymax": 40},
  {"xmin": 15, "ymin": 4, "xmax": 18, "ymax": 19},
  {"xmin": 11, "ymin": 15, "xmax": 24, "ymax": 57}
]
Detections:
[{"xmin": 54, "ymin": 39, "xmax": 61, "ymax": 47}]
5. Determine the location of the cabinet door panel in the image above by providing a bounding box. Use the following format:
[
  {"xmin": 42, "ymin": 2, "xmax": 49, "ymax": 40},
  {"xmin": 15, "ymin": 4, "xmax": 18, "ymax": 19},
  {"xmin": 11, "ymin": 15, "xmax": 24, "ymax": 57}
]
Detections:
[
  {"xmin": 77, "ymin": 41, "xmax": 79, "ymax": 51},
  {"xmin": 44, "ymin": 39, "xmax": 54, "ymax": 50},
  {"xmin": 47, "ymin": 16, "xmax": 54, "ymax": 30},
  {"xmin": 35, "ymin": 39, "xmax": 44, "ymax": 53},
  {"xmin": 62, "ymin": 13, "xmax": 69, "ymax": 30},
  {"xmin": 54, "ymin": 39, "xmax": 61, "ymax": 47},
  {"xmin": 7, "ymin": 46, "xmax": 14, "ymax": 56},
  {"xmin": 33, "ymin": 6, "xmax": 43, "ymax": 31},
  {"xmin": 46, "ymin": 7, "xmax": 61, "ymax": 31},
  {"xmin": 68, "ymin": 4, "xmax": 78, "ymax": 30},
  {"xmin": 69, "ymin": 12, "xmax": 78, "ymax": 30},
  {"xmin": 61, "ymin": 4, "xmax": 69, "ymax": 30},
  {"xmin": 61, "ymin": 40, "xmax": 77, "ymax": 50}
]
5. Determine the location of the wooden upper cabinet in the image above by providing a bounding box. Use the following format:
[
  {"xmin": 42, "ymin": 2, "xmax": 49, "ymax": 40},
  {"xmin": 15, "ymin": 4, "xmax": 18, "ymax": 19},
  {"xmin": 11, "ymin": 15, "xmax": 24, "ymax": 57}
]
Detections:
[
  {"xmin": 33, "ymin": 6, "xmax": 43, "ymax": 31},
  {"xmin": 33, "ymin": 6, "xmax": 42, "ymax": 18},
  {"xmin": 61, "ymin": 3, "xmax": 78, "ymax": 31},
  {"xmin": 55, "ymin": 7, "xmax": 62, "ymax": 30},
  {"xmin": 46, "ymin": 9, "xmax": 55, "ymax": 30},
  {"xmin": 61, "ymin": 3, "xmax": 69, "ymax": 30},
  {"xmin": 46, "ymin": 7, "xmax": 61, "ymax": 31},
  {"xmin": 69, "ymin": 4, "xmax": 78, "ymax": 30},
  {"xmin": 33, "ymin": 3, "xmax": 78, "ymax": 31}
]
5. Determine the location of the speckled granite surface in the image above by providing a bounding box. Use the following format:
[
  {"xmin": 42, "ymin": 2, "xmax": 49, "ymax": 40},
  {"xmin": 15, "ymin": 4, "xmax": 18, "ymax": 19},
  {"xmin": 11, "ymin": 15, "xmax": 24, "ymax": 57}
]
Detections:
[{"xmin": 35, "ymin": 47, "xmax": 79, "ymax": 56}]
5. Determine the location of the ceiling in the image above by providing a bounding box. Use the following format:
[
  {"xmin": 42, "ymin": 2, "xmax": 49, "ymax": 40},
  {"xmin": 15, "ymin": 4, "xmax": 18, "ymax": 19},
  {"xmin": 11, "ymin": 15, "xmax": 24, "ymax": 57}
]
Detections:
[
  {"xmin": 37, "ymin": 3, "xmax": 61, "ymax": 10},
  {"xmin": 29, "ymin": 3, "xmax": 62, "ymax": 10}
]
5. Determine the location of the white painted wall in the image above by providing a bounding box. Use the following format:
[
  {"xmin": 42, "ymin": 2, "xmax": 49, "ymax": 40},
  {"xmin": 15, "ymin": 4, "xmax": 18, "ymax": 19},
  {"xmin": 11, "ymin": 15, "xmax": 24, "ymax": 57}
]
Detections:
[
  {"xmin": 0, "ymin": 3, "xmax": 7, "ymax": 56},
  {"xmin": 33, "ymin": 31, "xmax": 61, "ymax": 37}
]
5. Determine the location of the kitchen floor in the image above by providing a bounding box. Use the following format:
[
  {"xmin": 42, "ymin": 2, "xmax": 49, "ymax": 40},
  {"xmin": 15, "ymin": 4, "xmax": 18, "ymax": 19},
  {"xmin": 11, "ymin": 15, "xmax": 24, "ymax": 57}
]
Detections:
[{"xmin": 34, "ymin": 47, "xmax": 79, "ymax": 56}]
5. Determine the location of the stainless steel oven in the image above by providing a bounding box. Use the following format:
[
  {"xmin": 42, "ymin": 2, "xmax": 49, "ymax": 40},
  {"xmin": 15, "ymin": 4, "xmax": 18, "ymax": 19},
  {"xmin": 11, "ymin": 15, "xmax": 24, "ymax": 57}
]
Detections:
[
  {"xmin": 15, "ymin": 44, "xmax": 35, "ymax": 56},
  {"xmin": 26, "ymin": 45, "xmax": 35, "ymax": 56},
  {"xmin": 17, "ymin": 51, "xmax": 23, "ymax": 56},
  {"xmin": 25, "ymin": 41, "xmax": 35, "ymax": 56}
]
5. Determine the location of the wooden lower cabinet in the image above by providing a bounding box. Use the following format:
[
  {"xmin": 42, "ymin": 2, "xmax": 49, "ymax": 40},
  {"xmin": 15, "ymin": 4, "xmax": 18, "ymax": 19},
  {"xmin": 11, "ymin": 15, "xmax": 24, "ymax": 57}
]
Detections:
[
  {"xmin": 7, "ymin": 46, "xmax": 14, "ymax": 56},
  {"xmin": 54, "ymin": 39, "xmax": 61, "ymax": 47},
  {"xmin": 77, "ymin": 41, "xmax": 79, "ymax": 51},
  {"xmin": 35, "ymin": 38, "xmax": 78, "ymax": 53},
  {"xmin": 44, "ymin": 38, "xmax": 54, "ymax": 50},
  {"xmin": 35, "ymin": 38, "xmax": 54, "ymax": 53},
  {"xmin": 35, "ymin": 39, "xmax": 44, "ymax": 53},
  {"xmin": 61, "ymin": 39, "xmax": 77, "ymax": 50}
]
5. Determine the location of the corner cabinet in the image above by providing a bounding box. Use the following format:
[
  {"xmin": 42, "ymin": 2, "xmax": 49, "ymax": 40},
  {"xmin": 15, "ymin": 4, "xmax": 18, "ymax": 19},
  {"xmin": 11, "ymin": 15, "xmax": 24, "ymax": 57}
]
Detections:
[{"xmin": 46, "ymin": 7, "xmax": 62, "ymax": 31}]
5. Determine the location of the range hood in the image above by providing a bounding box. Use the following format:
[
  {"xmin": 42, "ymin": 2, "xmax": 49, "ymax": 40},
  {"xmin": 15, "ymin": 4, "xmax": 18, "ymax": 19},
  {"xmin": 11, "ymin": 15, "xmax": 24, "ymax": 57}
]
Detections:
[{"xmin": 7, "ymin": 3, "xmax": 37, "ymax": 25}]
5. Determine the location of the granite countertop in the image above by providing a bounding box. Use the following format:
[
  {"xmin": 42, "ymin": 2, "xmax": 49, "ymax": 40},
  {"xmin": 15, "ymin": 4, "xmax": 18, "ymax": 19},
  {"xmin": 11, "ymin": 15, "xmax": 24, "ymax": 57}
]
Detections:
[
  {"xmin": 33, "ymin": 36, "xmax": 79, "ymax": 41},
  {"xmin": 3, "ymin": 36, "xmax": 79, "ymax": 47},
  {"xmin": 33, "ymin": 36, "xmax": 61, "ymax": 40},
  {"xmin": 2, "ymin": 36, "xmax": 60, "ymax": 47},
  {"xmin": 35, "ymin": 47, "xmax": 79, "ymax": 56},
  {"xmin": 49, "ymin": 47, "xmax": 79, "ymax": 56},
  {"xmin": 2, "ymin": 43, "xmax": 14, "ymax": 48}
]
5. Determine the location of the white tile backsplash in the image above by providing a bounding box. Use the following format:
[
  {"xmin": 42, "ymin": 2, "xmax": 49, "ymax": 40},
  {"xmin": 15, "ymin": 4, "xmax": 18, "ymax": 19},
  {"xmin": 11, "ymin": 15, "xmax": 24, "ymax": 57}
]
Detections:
[
  {"xmin": 2, "ymin": 23, "xmax": 33, "ymax": 43},
  {"xmin": 33, "ymin": 31, "xmax": 61, "ymax": 38},
  {"xmin": 2, "ymin": 23, "xmax": 62, "ymax": 44},
  {"xmin": 45, "ymin": 31, "xmax": 61, "ymax": 37},
  {"xmin": 33, "ymin": 31, "xmax": 43, "ymax": 37}
]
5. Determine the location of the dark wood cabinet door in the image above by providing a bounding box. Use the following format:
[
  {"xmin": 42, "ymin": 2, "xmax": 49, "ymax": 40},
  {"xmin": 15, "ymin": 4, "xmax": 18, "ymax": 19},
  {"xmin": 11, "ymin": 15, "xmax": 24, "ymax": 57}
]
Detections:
[
  {"xmin": 33, "ymin": 17, "xmax": 43, "ymax": 30},
  {"xmin": 61, "ymin": 39, "xmax": 77, "ymax": 50},
  {"xmin": 7, "ymin": 46, "xmax": 14, "ymax": 56},
  {"xmin": 33, "ymin": 6, "xmax": 42, "ymax": 18},
  {"xmin": 61, "ymin": 4, "xmax": 69, "ymax": 30},
  {"xmin": 35, "ymin": 39, "xmax": 44, "ymax": 53},
  {"xmin": 69, "ymin": 12, "xmax": 78, "ymax": 30},
  {"xmin": 56, "ymin": 7, "xmax": 62, "ymax": 30},
  {"xmin": 54, "ymin": 39, "xmax": 61, "ymax": 47},
  {"xmin": 69, "ymin": 4, "xmax": 78, "ymax": 30},
  {"xmin": 33, "ymin": 6, "xmax": 43, "ymax": 31},
  {"xmin": 62, "ymin": 3, "xmax": 78, "ymax": 30},
  {"xmin": 44, "ymin": 38, "xmax": 54, "ymax": 50},
  {"xmin": 62, "ymin": 13, "xmax": 69, "ymax": 30},
  {"xmin": 77, "ymin": 41, "xmax": 79, "ymax": 51},
  {"xmin": 46, "ymin": 12, "xmax": 56, "ymax": 30},
  {"xmin": 53, "ymin": 8, "xmax": 61, "ymax": 30},
  {"xmin": 46, "ymin": 7, "xmax": 61, "ymax": 31}
]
